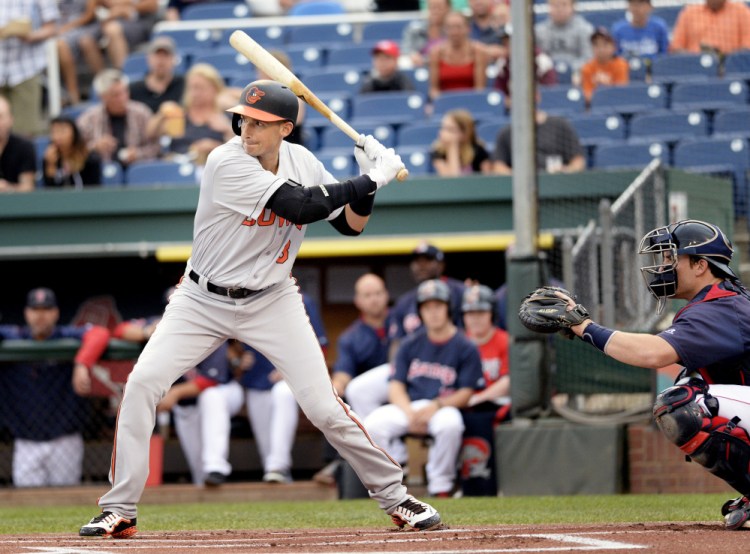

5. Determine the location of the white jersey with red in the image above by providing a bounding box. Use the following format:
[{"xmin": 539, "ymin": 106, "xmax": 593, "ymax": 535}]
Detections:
[{"xmin": 190, "ymin": 136, "xmax": 342, "ymax": 289}]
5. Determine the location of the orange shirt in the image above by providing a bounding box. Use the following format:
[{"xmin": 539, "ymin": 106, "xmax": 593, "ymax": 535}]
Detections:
[
  {"xmin": 670, "ymin": 1, "xmax": 750, "ymax": 54},
  {"xmin": 580, "ymin": 57, "xmax": 630, "ymax": 102}
]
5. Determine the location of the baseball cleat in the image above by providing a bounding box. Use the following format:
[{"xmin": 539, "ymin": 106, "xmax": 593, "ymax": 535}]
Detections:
[
  {"xmin": 204, "ymin": 472, "xmax": 227, "ymax": 487},
  {"xmin": 79, "ymin": 511, "xmax": 137, "ymax": 538},
  {"xmin": 262, "ymin": 470, "xmax": 292, "ymax": 484},
  {"xmin": 389, "ymin": 495, "xmax": 442, "ymax": 531},
  {"xmin": 721, "ymin": 495, "xmax": 749, "ymax": 516}
]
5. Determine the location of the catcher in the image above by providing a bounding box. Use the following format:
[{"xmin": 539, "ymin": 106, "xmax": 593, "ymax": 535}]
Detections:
[{"xmin": 519, "ymin": 219, "xmax": 750, "ymax": 531}]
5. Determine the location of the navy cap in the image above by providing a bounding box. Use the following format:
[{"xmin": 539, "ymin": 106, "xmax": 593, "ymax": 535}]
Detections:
[
  {"xmin": 26, "ymin": 287, "xmax": 57, "ymax": 309},
  {"xmin": 412, "ymin": 242, "xmax": 444, "ymax": 262}
]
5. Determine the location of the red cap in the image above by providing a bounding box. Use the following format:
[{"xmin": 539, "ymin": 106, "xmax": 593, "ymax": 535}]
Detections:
[{"xmin": 372, "ymin": 40, "xmax": 400, "ymax": 58}]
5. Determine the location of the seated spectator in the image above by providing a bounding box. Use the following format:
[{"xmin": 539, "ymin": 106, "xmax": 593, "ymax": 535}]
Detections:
[
  {"xmin": 363, "ymin": 279, "xmax": 484, "ymax": 498},
  {"xmin": 535, "ymin": 0, "xmax": 594, "ymax": 84},
  {"xmin": 430, "ymin": 109, "xmax": 491, "ymax": 176},
  {"xmin": 146, "ymin": 63, "xmax": 233, "ymax": 165},
  {"xmin": 0, "ymin": 95, "xmax": 36, "ymax": 192},
  {"xmin": 43, "ymin": 116, "xmax": 102, "ymax": 188},
  {"xmin": 468, "ymin": 0, "xmax": 502, "ymax": 47},
  {"xmin": 165, "ymin": 0, "xmax": 228, "ymax": 20},
  {"xmin": 57, "ymin": 0, "xmax": 99, "ymax": 105},
  {"xmin": 0, "ymin": 287, "xmax": 110, "ymax": 487},
  {"xmin": 670, "ymin": 0, "xmax": 750, "ymax": 55},
  {"xmin": 129, "ymin": 35, "xmax": 186, "ymax": 114},
  {"xmin": 493, "ymin": 25, "xmax": 557, "ymax": 103},
  {"xmin": 77, "ymin": 69, "xmax": 159, "ymax": 167},
  {"xmin": 580, "ymin": 27, "xmax": 629, "ymax": 104},
  {"xmin": 611, "ymin": 0, "xmax": 669, "ymax": 61},
  {"xmin": 492, "ymin": 94, "xmax": 586, "ymax": 174},
  {"xmin": 79, "ymin": 0, "xmax": 159, "ymax": 71},
  {"xmin": 401, "ymin": 0, "xmax": 451, "ymax": 68},
  {"xmin": 428, "ymin": 10, "xmax": 488, "ymax": 100},
  {"xmin": 360, "ymin": 40, "xmax": 415, "ymax": 94}
]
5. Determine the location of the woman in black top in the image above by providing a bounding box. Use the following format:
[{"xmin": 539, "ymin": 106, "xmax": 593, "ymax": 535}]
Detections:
[{"xmin": 43, "ymin": 116, "xmax": 102, "ymax": 188}]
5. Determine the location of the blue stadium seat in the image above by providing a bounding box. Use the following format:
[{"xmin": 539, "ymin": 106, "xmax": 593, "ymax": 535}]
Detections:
[
  {"xmin": 582, "ymin": 9, "xmax": 621, "ymax": 29},
  {"xmin": 651, "ymin": 5, "xmax": 682, "ymax": 28},
  {"xmin": 181, "ymin": 1, "xmax": 251, "ymax": 20},
  {"xmin": 316, "ymin": 150, "xmax": 356, "ymax": 179},
  {"xmin": 305, "ymin": 92, "xmax": 351, "ymax": 126},
  {"xmin": 673, "ymin": 137, "xmax": 750, "ymax": 215},
  {"xmin": 326, "ymin": 44, "xmax": 377, "ymax": 71},
  {"xmin": 319, "ymin": 124, "xmax": 395, "ymax": 150},
  {"xmin": 431, "ymin": 90, "xmax": 505, "ymax": 120},
  {"xmin": 361, "ymin": 20, "xmax": 409, "ymax": 42},
  {"xmin": 628, "ymin": 110, "xmax": 709, "ymax": 144},
  {"xmin": 192, "ymin": 50, "xmax": 253, "ymax": 76},
  {"xmin": 626, "ymin": 57, "xmax": 648, "ymax": 82},
  {"xmin": 288, "ymin": 1, "xmax": 345, "ymax": 16},
  {"xmin": 285, "ymin": 44, "xmax": 327, "ymax": 72},
  {"xmin": 286, "ymin": 23, "xmax": 354, "ymax": 46},
  {"xmin": 650, "ymin": 53, "xmax": 720, "ymax": 84},
  {"xmin": 126, "ymin": 161, "xmax": 198, "ymax": 187},
  {"xmin": 593, "ymin": 140, "xmax": 668, "ymax": 170},
  {"xmin": 101, "ymin": 162, "xmax": 125, "ymax": 187},
  {"xmin": 713, "ymin": 107, "xmax": 750, "ymax": 139},
  {"xmin": 397, "ymin": 145, "xmax": 433, "ymax": 176},
  {"xmin": 402, "ymin": 67, "xmax": 430, "ymax": 97},
  {"xmin": 350, "ymin": 91, "xmax": 428, "ymax": 126},
  {"xmin": 397, "ymin": 121, "xmax": 441, "ymax": 147},
  {"xmin": 153, "ymin": 29, "xmax": 224, "ymax": 51},
  {"xmin": 724, "ymin": 51, "xmax": 750, "ymax": 78},
  {"xmin": 302, "ymin": 67, "xmax": 363, "ymax": 94},
  {"xmin": 569, "ymin": 113, "xmax": 627, "ymax": 145},
  {"xmin": 237, "ymin": 26, "xmax": 287, "ymax": 49},
  {"xmin": 62, "ymin": 101, "xmax": 95, "ymax": 122},
  {"xmin": 475, "ymin": 119, "xmax": 509, "ymax": 152},
  {"xmin": 670, "ymin": 79, "xmax": 748, "ymax": 112},
  {"xmin": 553, "ymin": 61, "xmax": 572, "ymax": 85},
  {"xmin": 537, "ymin": 86, "xmax": 585, "ymax": 115},
  {"xmin": 589, "ymin": 83, "xmax": 667, "ymax": 115}
]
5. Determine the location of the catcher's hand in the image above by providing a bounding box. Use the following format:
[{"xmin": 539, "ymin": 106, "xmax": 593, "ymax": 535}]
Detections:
[{"xmin": 518, "ymin": 286, "xmax": 590, "ymax": 338}]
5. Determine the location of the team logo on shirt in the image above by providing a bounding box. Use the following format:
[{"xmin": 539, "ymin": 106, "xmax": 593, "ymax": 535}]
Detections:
[
  {"xmin": 407, "ymin": 360, "xmax": 457, "ymax": 386},
  {"xmin": 245, "ymin": 86, "xmax": 265, "ymax": 104}
]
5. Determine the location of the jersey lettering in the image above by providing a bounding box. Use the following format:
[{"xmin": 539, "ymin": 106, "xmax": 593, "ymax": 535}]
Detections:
[
  {"xmin": 276, "ymin": 240, "xmax": 291, "ymax": 264},
  {"xmin": 407, "ymin": 360, "xmax": 457, "ymax": 386},
  {"xmin": 241, "ymin": 210, "xmax": 302, "ymax": 230}
]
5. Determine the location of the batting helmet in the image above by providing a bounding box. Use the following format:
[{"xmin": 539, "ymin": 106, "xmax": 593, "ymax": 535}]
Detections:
[
  {"xmin": 226, "ymin": 80, "xmax": 299, "ymax": 136},
  {"xmin": 462, "ymin": 284, "xmax": 495, "ymax": 313},
  {"xmin": 638, "ymin": 219, "xmax": 735, "ymax": 310},
  {"xmin": 417, "ymin": 279, "xmax": 451, "ymax": 307}
]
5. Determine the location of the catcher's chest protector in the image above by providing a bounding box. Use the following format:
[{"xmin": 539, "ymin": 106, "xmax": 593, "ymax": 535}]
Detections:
[{"xmin": 654, "ymin": 382, "xmax": 750, "ymax": 496}]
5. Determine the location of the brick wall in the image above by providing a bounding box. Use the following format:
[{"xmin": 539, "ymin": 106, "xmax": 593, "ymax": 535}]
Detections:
[{"xmin": 627, "ymin": 423, "xmax": 733, "ymax": 494}]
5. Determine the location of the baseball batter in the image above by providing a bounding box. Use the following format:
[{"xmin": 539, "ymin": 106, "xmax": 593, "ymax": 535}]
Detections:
[
  {"xmin": 80, "ymin": 79, "xmax": 441, "ymax": 538},
  {"xmin": 531, "ymin": 220, "xmax": 750, "ymax": 531}
]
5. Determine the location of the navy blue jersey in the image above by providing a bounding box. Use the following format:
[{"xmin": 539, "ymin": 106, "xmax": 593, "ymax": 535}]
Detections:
[
  {"xmin": 389, "ymin": 277, "xmax": 465, "ymax": 340},
  {"xmin": 0, "ymin": 325, "xmax": 91, "ymax": 440},
  {"xmin": 333, "ymin": 315, "xmax": 392, "ymax": 378},
  {"xmin": 195, "ymin": 342, "xmax": 233, "ymax": 383},
  {"xmin": 658, "ymin": 282, "xmax": 750, "ymax": 385},
  {"xmin": 392, "ymin": 328, "xmax": 484, "ymax": 401}
]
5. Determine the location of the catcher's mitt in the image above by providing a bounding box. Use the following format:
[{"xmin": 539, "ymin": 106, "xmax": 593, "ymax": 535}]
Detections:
[{"xmin": 518, "ymin": 286, "xmax": 590, "ymax": 335}]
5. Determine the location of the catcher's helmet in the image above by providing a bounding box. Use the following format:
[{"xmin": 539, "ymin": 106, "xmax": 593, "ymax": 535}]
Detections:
[
  {"xmin": 417, "ymin": 279, "xmax": 451, "ymax": 307},
  {"xmin": 638, "ymin": 219, "xmax": 735, "ymax": 311},
  {"xmin": 226, "ymin": 80, "xmax": 298, "ymax": 136},
  {"xmin": 462, "ymin": 284, "xmax": 495, "ymax": 312}
]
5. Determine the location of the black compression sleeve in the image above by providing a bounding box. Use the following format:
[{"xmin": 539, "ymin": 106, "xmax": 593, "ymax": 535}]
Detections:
[
  {"xmin": 266, "ymin": 176, "xmax": 377, "ymax": 225},
  {"xmin": 329, "ymin": 210, "xmax": 361, "ymax": 236}
]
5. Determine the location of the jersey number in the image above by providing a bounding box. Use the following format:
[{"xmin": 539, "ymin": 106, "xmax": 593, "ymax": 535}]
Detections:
[{"xmin": 276, "ymin": 240, "xmax": 290, "ymax": 264}]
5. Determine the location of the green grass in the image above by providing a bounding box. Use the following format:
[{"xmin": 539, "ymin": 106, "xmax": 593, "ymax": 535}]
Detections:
[{"xmin": 0, "ymin": 494, "xmax": 730, "ymax": 534}]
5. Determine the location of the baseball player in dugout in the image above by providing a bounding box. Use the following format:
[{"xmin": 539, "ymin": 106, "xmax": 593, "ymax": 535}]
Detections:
[
  {"xmin": 80, "ymin": 79, "xmax": 442, "ymax": 538},
  {"xmin": 518, "ymin": 219, "xmax": 750, "ymax": 530}
]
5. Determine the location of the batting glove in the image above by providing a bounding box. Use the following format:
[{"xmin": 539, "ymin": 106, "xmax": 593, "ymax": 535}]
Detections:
[
  {"xmin": 356, "ymin": 134, "xmax": 386, "ymax": 158},
  {"xmin": 354, "ymin": 142, "xmax": 377, "ymax": 175},
  {"xmin": 367, "ymin": 148, "xmax": 404, "ymax": 189}
]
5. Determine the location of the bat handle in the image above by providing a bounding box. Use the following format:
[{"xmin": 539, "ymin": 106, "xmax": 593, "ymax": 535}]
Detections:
[{"xmin": 396, "ymin": 168, "xmax": 409, "ymax": 182}]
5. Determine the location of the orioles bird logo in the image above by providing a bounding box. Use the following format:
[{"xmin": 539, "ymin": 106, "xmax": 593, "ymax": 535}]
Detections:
[{"xmin": 245, "ymin": 86, "xmax": 265, "ymax": 104}]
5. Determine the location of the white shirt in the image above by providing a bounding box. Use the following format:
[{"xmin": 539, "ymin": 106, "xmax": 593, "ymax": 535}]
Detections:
[{"xmin": 0, "ymin": 0, "xmax": 59, "ymax": 87}]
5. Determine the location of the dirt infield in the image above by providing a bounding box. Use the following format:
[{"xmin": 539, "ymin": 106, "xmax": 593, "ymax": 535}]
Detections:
[{"xmin": 2, "ymin": 522, "xmax": 750, "ymax": 553}]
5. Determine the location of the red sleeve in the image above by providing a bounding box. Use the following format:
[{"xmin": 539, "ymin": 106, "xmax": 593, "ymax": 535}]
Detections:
[
  {"xmin": 193, "ymin": 375, "xmax": 219, "ymax": 391},
  {"xmin": 112, "ymin": 321, "xmax": 133, "ymax": 339},
  {"xmin": 74, "ymin": 325, "xmax": 111, "ymax": 367}
]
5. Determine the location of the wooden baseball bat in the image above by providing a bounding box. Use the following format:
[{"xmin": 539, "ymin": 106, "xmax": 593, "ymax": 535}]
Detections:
[{"xmin": 229, "ymin": 30, "xmax": 408, "ymax": 181}]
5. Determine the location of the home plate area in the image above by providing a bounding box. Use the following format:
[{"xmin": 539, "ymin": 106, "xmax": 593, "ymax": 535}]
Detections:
[{"xmin": 2, "ymin": 523, "xmax": 749, "ymax": 553}]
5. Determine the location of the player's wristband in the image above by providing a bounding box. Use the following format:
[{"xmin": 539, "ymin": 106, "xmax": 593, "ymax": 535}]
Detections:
[
  {"xmin": 349, "ymin": 192, "xmax": 375, "ymax": 216},
  {"xmin": 580, "ymin": 322, "xmax": 616, "ymax": 353}
]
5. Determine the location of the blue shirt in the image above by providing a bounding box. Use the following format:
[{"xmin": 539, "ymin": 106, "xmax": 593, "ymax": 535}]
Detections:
[
  {"xmin": 611, "ymin": 17, "xmax": 669, "ymax": 60},
  {"xmin": 658, "ymin": 282, "xmax": 750, "ymax": 385},
  {"xmin": 333, "ymin": 316, "xmax": 391, "ymax": 378},
  {"xmin": 392, "ymin": 328, "xmax": 484, "ymax": 401}
]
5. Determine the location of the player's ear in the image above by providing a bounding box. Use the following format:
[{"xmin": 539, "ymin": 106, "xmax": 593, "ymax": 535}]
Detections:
[{"xmin": 279, "ymin": 121, "xmax": 294, "ymax": 138}]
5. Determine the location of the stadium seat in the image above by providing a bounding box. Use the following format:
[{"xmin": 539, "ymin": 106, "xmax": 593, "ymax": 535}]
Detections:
[
  {"xmin": 361, "ymin": 20, "xmax": 409, "ymax": 42},
  {"xmin": 61, "ymin": 101, "xmax": 95, "ymax": 122},
  {"xmin": 181, "ymin": 1, "xmax": 251, "ymax": 20},
  {"xmin": 569, "ymin": 113, "xmax": 627, "ymax": 145},
  {"xmin": 537, "ymin": 86, "xmax": 585, "ymax": 115},
  {"xmin": 583, "ymin": 9, "xmax": 621, "ymax": 30},
  {"xmin": 237, "ymin": 26, "xmax": 287, "ymax": 49},
  {"xmin": 153, "ymin": 29, "xmax": 224, "ymax": 51},
  {"xmin": 626, "ymin": 57, "xmax": 648, "ymax": 82},
  {"xmin": 285, "ymin": 44, "xmax": 327, "ymax": 71},
  {"xmin": 628, "ymin": 110, "xmax": 709, "ymax": 144},
  {"xmin": 670, "ymin": 79, "xmax": 748, "ymax": 112},
  {"xmin": 126, "ymin": 161, "xmax": 198, "ymax": 187},
  {"xmin": 286, "ymin": 23, "xmax": 354, "ymax": 46},
  {"xmin": 350, "ymin": 91, "xmax": 428, "ymax": 126},
  {"xmin": 553, "ymin": 61, "xmax": 572, "ymax": 85},
  {"xmin": 589, "ymin": 83, "xmax": 667, "ymax": 115},
  {"xmin": 397, "ymin": 146, "xmax": 433, "ymax": 175},
  {"xmin": 316, "ymin": 150, "xmax": 356, "ymax": 178},
  {"xmin": 288, "ymin": 1, "xmax": 346, "ymax": 16},
  {"xmin": 402, "ymin": 67, "xmax": 430, "ymax": 97},
  {"xmin": 651, "ymin": 5, "xmax": 682, "ymax": 28},
  {"xmin": 593, "ymin": 141, "xmax": 668, "ymax": 170},
  {"xmin": 649, "ymin": 53, "xmax": 719, "ymax": 84},
  {"xmin": 101, "ymin": 162, "xmax": 125, "ymax": 187},
  {"xmin": 475, "ymin": 119, "xmax": 509, "ymax": 152},
  {"xmin": 192, "ymin": 50, "xmax": 253, "ymax": 76},
  {"xmin": 724, "ymin": 51, "xmax": 750, "ymax": 78},
  {"xmin": 305, "ymin": 92, "xmax": 351, "ymax": 126},
  {"xmin": 431, "ymin": 90, "xmax": 505, "ymax": 120},
  {"xmin": 319, "ymin": 124, "xmax": 395, "ymax": 150},
  {"xmin": 713, "ymin": 107, "xmax": 750, "ymax": 139},
  {"xmin": 397, "ymin": 121, "xmax": 441, "ymax": 147},
  {"xmin": 326, "ymin": 44, "xmax": 377, "ymax": 71},
  {"xmin": 302, "ymin": 67, "xmax": 363, "ymax": 94}
]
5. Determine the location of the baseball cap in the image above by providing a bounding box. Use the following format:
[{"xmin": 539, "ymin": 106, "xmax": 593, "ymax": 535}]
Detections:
[
  {"xmin": 148, "ymin": 35, "xmax": 176, "ymax": 55},
  {"xmin": 591, "ymin": 27, "xmax": 614, "ymax": 43},
  {"xmin": 462, "ymin": 284, "xmax": 495, "ymax": 312},
  {"xmin": 227, "ymin": 80, "xmax": 299, "ymax": 132},
  {"xmin": 26, "ymin": 287, "xmax": 57, "ymax": 309},
  {"xmin": 417, "ymin": 279, "xmax": 451, "ymax": 306},
  {"xmin": 412, "ymin": 242, "xmax": 444, "ymax": 262},
  {"xmin": 372, "ymin": 40, "xmax": 400, "ymax": 58}
]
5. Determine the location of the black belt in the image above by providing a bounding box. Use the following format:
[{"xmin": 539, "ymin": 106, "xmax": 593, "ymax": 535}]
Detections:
[{"xmin": 189, "ymin": 270, "xmax": 263, "ymax": 299}]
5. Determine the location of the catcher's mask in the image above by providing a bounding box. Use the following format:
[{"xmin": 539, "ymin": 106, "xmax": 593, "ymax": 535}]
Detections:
[
  {"xmin": 227, "ymin": 80, "xmax": 298, "ymax": 136},
  {"xmin": 638, "ymin": 219, "xmax": 735, "ymax": 312},
  {"xmin": 417, "ymin": 279, "xmax": 452, "ymax": 320}
]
